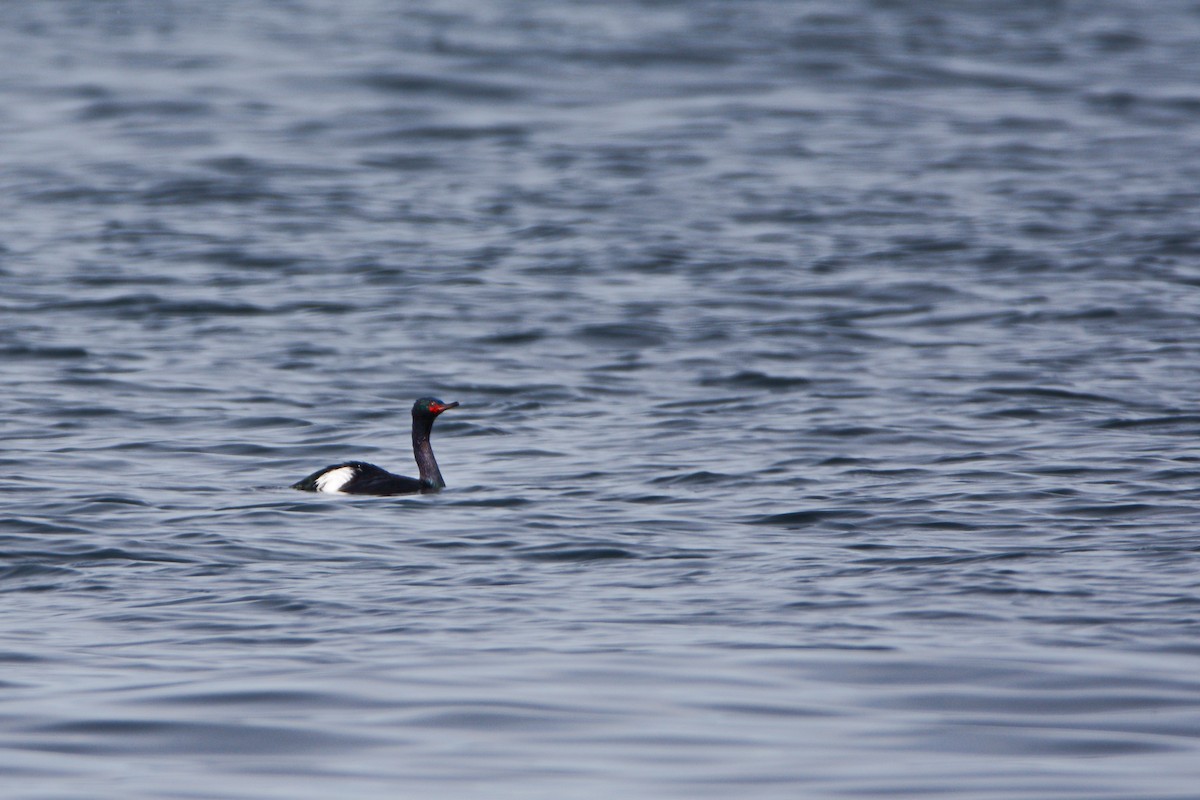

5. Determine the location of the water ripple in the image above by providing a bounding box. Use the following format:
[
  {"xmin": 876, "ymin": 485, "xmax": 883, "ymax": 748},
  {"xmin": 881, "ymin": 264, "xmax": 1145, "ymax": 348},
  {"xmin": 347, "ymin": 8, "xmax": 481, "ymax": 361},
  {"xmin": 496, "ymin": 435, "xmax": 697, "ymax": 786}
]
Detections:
[{"xmin": 3, "ymin": 1, "xmax": 1200, "ymax": 797}]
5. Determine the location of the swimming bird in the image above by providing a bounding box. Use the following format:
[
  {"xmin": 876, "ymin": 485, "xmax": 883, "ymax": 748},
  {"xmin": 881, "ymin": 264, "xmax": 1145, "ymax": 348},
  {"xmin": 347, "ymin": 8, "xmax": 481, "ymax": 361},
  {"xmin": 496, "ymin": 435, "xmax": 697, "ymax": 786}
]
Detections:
[{"xmin": 291, "ymin": 397, "xmax": 459, "ymax": 495}]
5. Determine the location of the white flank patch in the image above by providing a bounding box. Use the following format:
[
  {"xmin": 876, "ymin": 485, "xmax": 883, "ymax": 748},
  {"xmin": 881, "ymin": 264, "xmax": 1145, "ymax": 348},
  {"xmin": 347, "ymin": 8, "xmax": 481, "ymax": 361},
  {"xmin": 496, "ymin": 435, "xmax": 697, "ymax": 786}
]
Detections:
[{"xmin": 313, "ymin": 466, "xmax": 356, "ymax": 493}]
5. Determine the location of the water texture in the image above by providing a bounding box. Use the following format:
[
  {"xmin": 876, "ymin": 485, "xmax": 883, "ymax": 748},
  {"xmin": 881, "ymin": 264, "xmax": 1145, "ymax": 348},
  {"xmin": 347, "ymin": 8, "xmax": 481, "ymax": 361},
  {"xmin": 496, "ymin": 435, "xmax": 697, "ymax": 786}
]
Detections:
[{"xmin": 3, "ymin": 1, "xmax": 1200, "ymax": 797}]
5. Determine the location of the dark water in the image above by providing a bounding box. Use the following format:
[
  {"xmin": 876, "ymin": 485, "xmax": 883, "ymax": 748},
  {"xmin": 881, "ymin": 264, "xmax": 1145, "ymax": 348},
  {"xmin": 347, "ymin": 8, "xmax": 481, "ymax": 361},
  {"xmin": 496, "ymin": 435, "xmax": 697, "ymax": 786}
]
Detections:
[{"xmin": 3, "ymin": 1, "xmax": 1200, "ymax": 797}]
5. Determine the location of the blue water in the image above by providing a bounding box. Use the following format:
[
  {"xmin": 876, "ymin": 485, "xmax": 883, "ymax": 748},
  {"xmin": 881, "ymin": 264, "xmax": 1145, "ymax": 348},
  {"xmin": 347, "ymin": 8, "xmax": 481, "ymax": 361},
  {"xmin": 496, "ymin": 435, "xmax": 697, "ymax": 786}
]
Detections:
[{"xmin": 3, "ymin": 1, "xmax": 1200, "ymax": 797}]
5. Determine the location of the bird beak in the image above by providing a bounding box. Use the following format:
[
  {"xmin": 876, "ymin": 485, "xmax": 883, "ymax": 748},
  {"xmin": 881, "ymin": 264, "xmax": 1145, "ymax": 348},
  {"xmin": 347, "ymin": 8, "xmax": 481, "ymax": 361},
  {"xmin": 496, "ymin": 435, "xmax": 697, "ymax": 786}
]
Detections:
[{"xmin": 432, "ymin": 401, "xmax": 459, "ymax": 414}]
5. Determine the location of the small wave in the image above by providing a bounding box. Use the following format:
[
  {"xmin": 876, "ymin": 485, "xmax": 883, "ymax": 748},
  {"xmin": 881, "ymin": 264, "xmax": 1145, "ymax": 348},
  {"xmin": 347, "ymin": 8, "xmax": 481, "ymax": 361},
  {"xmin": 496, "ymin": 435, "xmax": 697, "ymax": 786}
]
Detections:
[
  {"xmin": 751, "ymin": 508, "xmax": 870, "ymax": 526},
  {"xmin": 650, "ymin": 470, "xmax": 739, "ymax": 487},
  {"xmin": 975, "ymin": 386, "xmax": 1126, "ymax": 405},
  {"xmin": 572, "ymin": 322, "xmax": 669, "ymax": 347},
  {"xmin": 1054, "ymin": 503, "xmax": 1158, "ymax": 518},
  {"xmin": 0, "ymin": 563, "xmax": 79, "ymax": 583},
  {"xmin": 358, "ymin": 153, "xmax": 443, "ymax": 171},
  {"xmin": 0, "ymin": 345, "xmax": 88, "ymax": 360},
  {"xmin": 698, "ymin": 370, "xmax": 811, "ymax": 391},
  {"xmin": 451, "ymin": 497, "xmax": 533, "ymax": 508},
  {"xmin": 361, "ymin": 123, "xmax": 529, "ymax": 143},
  {"xmin": 359, "ymin": 71, "xmax": 524, "ymax": 99},
  {"xmin": 19, "ymin": 718, "xmax": 374, "ymax": 756},
  {"xmin": 473, "ymin": 328, "xmax": 547, "ymax": 346},
  {"xmin": 77, "ymin": 99, "xmax": 211, "ymax": 121},
  {"xmin": 514, "ymin": 544, "xmax": 638, "ymax": 562},
  {"xmin": 1100, "ymin": 415, "xmax": 1200, "ymax": 430},
  {"xmin": 226, "ymin": 416, "xmax": 312, "ymax": 430},
  {"xmin": 140, "ymin": 176, "xmax": 284, "ymax": 206}
]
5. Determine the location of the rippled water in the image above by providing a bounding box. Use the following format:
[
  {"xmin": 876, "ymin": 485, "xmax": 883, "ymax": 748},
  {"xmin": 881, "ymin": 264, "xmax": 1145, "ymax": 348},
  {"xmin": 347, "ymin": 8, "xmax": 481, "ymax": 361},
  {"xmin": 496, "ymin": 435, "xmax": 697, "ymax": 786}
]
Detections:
[{"xmin": 4, "ymin": 1, "xmax": 1200, "ymax": 797}]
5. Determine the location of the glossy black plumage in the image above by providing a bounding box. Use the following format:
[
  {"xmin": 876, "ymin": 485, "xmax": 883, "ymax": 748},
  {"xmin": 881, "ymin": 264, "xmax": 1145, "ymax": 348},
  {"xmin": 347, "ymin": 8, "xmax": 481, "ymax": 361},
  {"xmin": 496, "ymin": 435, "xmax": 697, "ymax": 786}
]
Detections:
[
  {"xmin": 290, "ymin": 461, "xmax": 426, "ymax": 495},
  {"xmin": 291, "ymin": 397, "xmax": 458, "ymax": 496}
]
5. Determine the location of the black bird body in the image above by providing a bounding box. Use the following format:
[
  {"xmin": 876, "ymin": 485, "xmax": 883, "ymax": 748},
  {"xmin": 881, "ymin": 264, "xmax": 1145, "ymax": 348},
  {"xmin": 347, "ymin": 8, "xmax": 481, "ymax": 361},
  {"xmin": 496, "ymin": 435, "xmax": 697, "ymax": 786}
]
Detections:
[
  {"xmin": 291, "ymin": 397, "xmax": 458, "ymax": 496},
  {"xmin": 289, "ymin": 460, "xmax": 427, "ymax": 495}
]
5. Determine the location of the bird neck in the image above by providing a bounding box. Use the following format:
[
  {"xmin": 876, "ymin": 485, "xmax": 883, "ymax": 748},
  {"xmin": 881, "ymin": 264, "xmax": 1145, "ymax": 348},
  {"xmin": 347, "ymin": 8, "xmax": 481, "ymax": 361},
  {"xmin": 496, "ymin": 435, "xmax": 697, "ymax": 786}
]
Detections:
[{"xmin": 412, "ymin": 417, "xmax": 445, "ymax": 489}]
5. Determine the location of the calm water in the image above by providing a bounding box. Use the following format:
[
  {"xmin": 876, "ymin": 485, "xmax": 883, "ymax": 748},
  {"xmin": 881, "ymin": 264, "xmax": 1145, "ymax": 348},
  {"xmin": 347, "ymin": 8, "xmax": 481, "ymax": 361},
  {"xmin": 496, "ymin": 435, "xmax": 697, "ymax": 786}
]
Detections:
[{"xmin": 3, "ymin": 1, "xmax": 1200, "ymax": 797}]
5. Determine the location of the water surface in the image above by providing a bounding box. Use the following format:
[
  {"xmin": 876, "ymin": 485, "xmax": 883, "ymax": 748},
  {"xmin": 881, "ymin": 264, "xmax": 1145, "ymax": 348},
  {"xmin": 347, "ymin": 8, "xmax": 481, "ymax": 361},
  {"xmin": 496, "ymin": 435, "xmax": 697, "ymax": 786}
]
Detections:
[{"xmin": 3, "ymin": 2, "xmax": 1200, "ymax": 797}]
